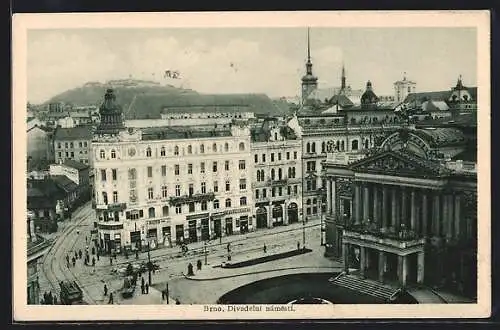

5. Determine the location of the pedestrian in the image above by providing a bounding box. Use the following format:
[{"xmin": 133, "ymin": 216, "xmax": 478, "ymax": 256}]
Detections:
[
  {"xmin": 108, "ymin": 292, "xmax": 113, "ymax": 304},
  {"xmin": 103, "ymin": 284, "xmax": 108, "ymax": 296},
  {"xmin": 53, "ymin": 296, "xmax": 57, "ymax": 305},
  {"xmin": 92, "ymin": 256, "xmax": 96, "ymax": 267},
  {"xmin": 110, "ymin": 257, "xmax": 113, "ymax": 266},
  {"xmin": 92, "ymin": 247, "xmax": 95, "ymax": 255},
  {"xmin": 135, "ymin": 251, "xmax": 139, "ymax": 259},
  {"xmin": 97, "ymin": 254, "xmax": 100, "ymax": 261},
  {"xmin": 74, "ymin": 251, "xmax": 78, "ymax": 260},
  {"xmin": 66, "ymin": 255, "xmax": 70, "ymax": 264},
  {"xmin": 297, "ymin": 241, "xmax": 300, "ymax": 251},
  {"xmin": 263, "ymin": 244, "xmax": 267, "ymax": 253},
  {"xmin": 72, "ymin": 257, "xmax": 76, "ymax": 267},
  {"xmin": 227, "ymin": 242, "xmax": 231, "ymax": 253},
  {"xmin": 141, "ymin": 277, "xmax": 145, "ymax": 294},
  {"xmin": 84, "ymin": 258, "xmax": 88, "ymax": 266},
  {"xmin": 78, "ymin": 250, "xmax": 82, "ymax": 259},
  {"xmin": 197, "ymin": 259, "xmax": 202, "ymax": 271},
  {"xmin": 85, "ymin": 236, "xmax": 87, "ymax": 243},
  {"xmin": 145, "ymin": 283, "xmax": 149, "ymax": 294},
  {"xmin": 43, "ymin": 292, "xmax": 48, "ymax": 304},
  {"xmin": 175, "ymin": 299, "xmax": 180, "ymax": 305}
]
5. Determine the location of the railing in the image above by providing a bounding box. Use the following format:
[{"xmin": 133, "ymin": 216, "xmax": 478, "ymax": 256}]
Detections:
[
  {"xmin": 344, "ymin": 223, "xmax": 425, "ymax": 248},
  {"xmin": 267, "ymin": 179, "xmax": 288, "ymax": 186},
  {"xmin": 168, "ymin": 192, "xmax": 216, "ymax": 206},
  {"xmin": 97, "ymin": 222, "xmax": 124, "ymax": 230}
]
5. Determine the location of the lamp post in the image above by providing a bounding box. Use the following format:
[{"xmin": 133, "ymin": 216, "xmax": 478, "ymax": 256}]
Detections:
[
  {"xmin": 147, "ymin": 240, "xmax": 152, "ymax": 285},
  {"xmin": 204, "ymin": 241, "xmax": 208, "ymax": 265},
  {"xmin": 320, "ymin": 198, "xmax": 324, "ymax": 246},
  {"xmin": 302, "ymin": 216, "xmax": 306, "ymax": 249}
]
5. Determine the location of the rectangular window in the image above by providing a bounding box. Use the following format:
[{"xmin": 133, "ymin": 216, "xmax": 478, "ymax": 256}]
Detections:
[
  {"xmin": 201, "ymin": 182, "xmax": 206, "ymax": 194},
  {"xmin": 65, "ymin": 151, "xmax": 69, "ymax": 157},
  {"xmin": 255, "ymin": 189, "xmax": 259, "ymax": 199},
  {"xmin": 175, "ymin": 205, "xmax": 182, "ymax": 214},
  {"xmin": 188, "ymin": 164, "xmax": 193, "ymax": 175},
  {"xmin": 213, "ymin": 161, "xmax": 217, "ymax": 172},
  {"xmin": 148, "ymin": 187, "xmax": 154, "ymax": 199},
  {"xmin": 65, "ymin": 142, "xmax": 68, "ymax": 148},
  {"xmin": 161, "ymin": 165, "xmax": 167, "ymax": 176},
  {"xmin": 294, "ymin": 151, "xmax": 297, "ymax": 159},
  {"xmin": 294, "ymin": 185, "xmax": 298, "ymax": 194},
  {"xmin": 113, "ymin": 191, "xmax": 118, "ymax": 203},
  {"xmin": 174, "ymin": 165, "xmax": 180, "ymax": 175},
  {"xmin": 57, "ymin": 142, "xmax": 62, "ymax": 149},
  {"xmin": 262, "ymin": 154, "xmax": 266, "ymax": 162},
  {"xmin": 278, "ymin": 153, "xmax": 281, "ymax": 161},
  {"xmin": 239, "ymin": 178, "xmax": 246, "ymax": 190},
  {"xmin": 147, "ymin": 166, "xmax": 153, "ymax": 178},
  {"xmin": 286, "ymin": 152, "xmax": 290, "ymax": 160},
  {"xmin": 162, "ymin": 185, "xmax": 168, "ymax": 198},
  {"xmin": 238, "ymin": 160, "xmax": 246, "ymax": 170},
  {"xmin": 201, "ymin": 201, "xmax": 208, "ymax": 211},
  {"xmin": 58, "ymin": 151, "xmax": 62, "ymax": 158},
  {"xmin": 287, "ymin": 186, "xmax": 291, "ymax": 195},
  {"xmin": 79, "ymin": 142, "xmax": 82, "ymax": 148},
  {"xmin": 70, "ymin": 151, "xmax": 74, "ymax": 158},
  {"xmin": 213, "ymin": 181, "xmax": 218, "ymax": 193},
  {"xmin": 201, "ymin": 162, "xmax": 205, "ymax": 173},
  {"xmin": 225, "ymin": 160, "xmax": 230, "ymax": 171},
  {"xmin": 112, "ymin": 169, "xmax": 117, "ymax": 181},
  {"xmin": 278, "ymin": 187, "xmax": 282, "ymax": 196},
  {"xmin": 188, "ymin": 184, "xmax": 194, "ymax": 196},
  {"xmin": 271, "ymin": 153, "xmax": 275, "ymax": 162},
  {"xmin": 101, "ymin": 169, "xmax": 106, "ymax": 182},
  {"xmin": 84, "ymin": 141, "xmax": 88, "ymax": 147},
  {"xmin": 70, "ymin": 142, "xmax": 74, "ymax": 148},
  {"xmin": 262, "ymin": 189, "xmax": 267, "ymax": 198},
  {"xmin": 225, "ymin": 180, "xmax": 230, "ymax": 192},
  {"xmin": 254, "ymin": 154, "xmax": 258, "ymax": 163},
  {"xmin": 272, "ymin": 188, "xmax": 276, "ymax": 197},
  {"xmin": 189, "ymin": 202, "xmax": 195, "ymax": 213},
  {"xmin": 175, "ymin": 185, "xmax": 181, "ymax": 197}
]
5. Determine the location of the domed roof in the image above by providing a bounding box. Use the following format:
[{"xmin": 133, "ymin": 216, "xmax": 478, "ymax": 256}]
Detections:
[
  {"xmin": 99, "ymin": 88, "xmax": 123, "ymax": 114},
  {"xmin": 361, "ymin": 80, "xmax": 379, "ymax": 105}
]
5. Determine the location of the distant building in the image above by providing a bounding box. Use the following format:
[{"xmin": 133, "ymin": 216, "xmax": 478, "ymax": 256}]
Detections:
[
  {"xmin": 53, "ymin": 125, "xmax": 93, "ymax": 166},
  {"xmin": 27, "ymin": 124, "xmax": 54, "ymax": 169},
  {"xmin": 301, "ymin": 28, "xmax": 318, "ymax": 105},
  {"xmin": 250, "ymin": 118, "xmax": 303, "ymax": 229},
  {"xmin": 394, "ymin": 73, "xmax": 417, "ymax": 103},
  {"xmin": 26, "ymin": 221, "xmax": 51, "ymax": 304},
  {"xmin": 49, "ymin": 159, "xmax": 91, "ymax": 202}
]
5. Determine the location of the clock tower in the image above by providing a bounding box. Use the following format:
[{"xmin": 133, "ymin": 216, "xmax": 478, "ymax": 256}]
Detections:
[
  {"xmin": 95, "ymin": 88, "xmax": 125, "ymax": 136},
  {"xmin": 301, "ymin": 28, "xmax": 318, "ymax": 105}
]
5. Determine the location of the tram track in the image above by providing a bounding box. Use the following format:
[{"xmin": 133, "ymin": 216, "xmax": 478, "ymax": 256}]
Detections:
[{"xmin": 40, "ymin": 204, "xmax": 96, "ymax": 304}]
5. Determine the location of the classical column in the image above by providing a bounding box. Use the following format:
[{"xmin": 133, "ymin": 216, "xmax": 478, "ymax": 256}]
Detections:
[
  {"xmin": 354, "ymin": 184, "xmax": 362, "ymax": 225},
  {"xmin": 267, "ymin": 206, "xmax": 272, "ymax": 228},
  {"xmin": 417, "ymin": 252, "xmax": 425, "ymax": 284},
  {"xmin": 410, "ymin": 190, "xmax": 416, "ymax": 231},
  {"xmin": 360, "ymin": 246, "xmax": 366, "ymax": 276},
  {"xmin": 433, "ymin": 194, "xmax": 441, "ymax": 237},
  {"xmin": 382, "ymin": 185, "xmax": 388, "ymax": 229},
  {"xmin": 421, "ymin": 193, "xmax": 428, "ymax": 237},
  {"xmin": 445, "ymin": 195, "xmax": 453, "ymax": 241},
  {"xmin": 343, "ymin": 243, "xmax": 349, "ymax": 274},
  {"xmin": 378, "ymin": 251, "xmax": 386, "ymax": 282},
  {"xmin": 363, "ymin": 185, "xmax": 370, "ymax": 222},
  {"xmin": 283, "ymin": 203, "xmax": 289, "ymax": 225},
  {"xmin": 373, "ymin": 186, "xmax": 380, "ymax": 227},
  {"xmin": 454, "ymin": 194, "xmax": 461, "ymax": 239},
  {"xmin": 401, "ymin": 188, "xmax": 408, "ymax": 228},
  {"xmin": 392, "ymin": 187, "xmax": 398, "ymax": 230},
  {"xmin": 398, "ymin": 255, "xmax": 408, "ymax": 287},
  {"xmin": 326, "ymin": 179, "xmax": 332, "ymax": 215}
]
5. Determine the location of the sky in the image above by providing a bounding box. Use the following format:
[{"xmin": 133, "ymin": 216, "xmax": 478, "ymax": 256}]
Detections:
[{"xmin": 27, "ymin": 27, "xmax": 477, "ymax": 104}]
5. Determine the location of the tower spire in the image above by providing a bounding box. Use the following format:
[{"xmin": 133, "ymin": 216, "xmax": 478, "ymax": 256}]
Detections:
[
  {"xmin": 307, "ymin": 27, "xmax": 311, "ymax": 62},
  {"xmin": 341, "ymin": 63, "xmax": 346, "ymax": 91}
]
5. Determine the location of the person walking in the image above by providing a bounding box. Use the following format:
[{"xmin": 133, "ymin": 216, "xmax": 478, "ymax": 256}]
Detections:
[
  {"xmin": 72, "ymin": 257, "xmax": 76, "ymax": 267},
  {"xmin": 110, "ymin": 257, "xmax": 113, "ymax": 266},
  {"xmin": 141, "ymin": 277, "xmax": 145, "ymax": 294},
  {"xmin": 197, "ymin": 259, "xmax": 202, "ymax": 271},
  {"xmin": 263, "ymin": 244, "xmax": 267, "ymax": 253},
  {"xmin": 145, "ymin": 283, "xmax": 149, "ymax": 294},
  {"xmin": 92, "ymin": 256, "xmax": 96, "ymax": 267},
  {"xmin": 103, "ymin": 284, "xmax": 108, "ymax": 296},
  {"xmin": 97, "ymin": 253, "xmax": 100, "ymax": 261},
  {"xmin": 297, "ymin": 241, "xmax": 300, "ymax": 251},
  {"xmin": 66, "ymin": 254, "xmax": 70, "ymax": 265},
  {"xmin": 108, "ymin": 292, "xmax": 114, "ymax": 304},
  {"xmin": 227, "ymin": 242, "xmax": 231, "ymax": 253}
]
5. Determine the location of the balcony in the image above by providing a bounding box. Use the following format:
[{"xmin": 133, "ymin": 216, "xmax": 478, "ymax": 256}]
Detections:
[
  {"xmin": 168, "ymin": 192, "xmax": 216, "ymax": 206},
  {"xmin": 343, "ymin": 222, "xmax": 425, "ymax": 251},
  {"xmin": 107, "ymin": 202, "xmax": 127, "ymax": 212},
  {"xmin": 268, "ymin": 179, "xmax": 288, "ymax": 186},
  {"xmin": 325, "ymin": 152, "xmax": 367, "ymax": 165},
  {"xmin": 97, "ymin": 222, "xmax": 124, "ymax": 230}
]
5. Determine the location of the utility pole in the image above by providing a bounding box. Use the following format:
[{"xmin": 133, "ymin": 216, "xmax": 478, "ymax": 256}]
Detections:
[
  {"xmin": 147, "ymin": 241, "xmax": 152, "ymax": 285},
  {"xmin": 302, "ymin": 216, "xmax": 306, "ymax": 249},
  {"xmin": 320, "ymin": 198, "xmax": 324, "ymax": 246},
  {"xmin": 204, "ymin": 241, "xmax": 208, "ymax": 265}
]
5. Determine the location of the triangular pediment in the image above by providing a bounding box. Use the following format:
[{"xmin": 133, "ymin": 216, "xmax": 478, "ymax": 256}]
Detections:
[{"xmin": 349, "ymin": 150, "xmax": 449, "ymax": 177}]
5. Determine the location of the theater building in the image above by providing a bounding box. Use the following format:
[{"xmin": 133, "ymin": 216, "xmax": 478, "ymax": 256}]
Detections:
[
  {"xmin": 92, "ymin": 89, "xmax": 254, "ymax": 253},
  {"xmin": 250, "ymin": 118, "xmax": 302, "ymax": 229},
  {"xmin": 323, "ymin": 127, "xmax": 477, "ymax": 298}
]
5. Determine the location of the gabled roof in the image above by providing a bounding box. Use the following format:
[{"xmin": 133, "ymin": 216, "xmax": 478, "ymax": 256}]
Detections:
[
  {"xmin": 404, "ymin": 87, "xmax": 477, "ymax": 104},
  {"xmin": 52, "ymin": 175, "xmax": 79, "ymax": 193},
  {"xmin": 349, "ymin": 149, "xmax": 451, "ymax": 178},
  {"xmin": 63, "ymin": 159, "xmax": 90, "ymax": 170},
  {"xmin": 328, "ymin": 94, "xmax": 354, "ymax": 108},
  {"xmin": 53, "ymin": 125, "xmax": 92, "ymax": 141}
]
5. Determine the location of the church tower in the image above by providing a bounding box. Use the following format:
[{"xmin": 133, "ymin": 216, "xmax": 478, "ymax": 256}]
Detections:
[
  {"xmin": 301, "ymin": 28, "xmax": 318, "ymax": 105},
  {"xmin": 95, "ymin": 88, "xmax": 125, "ymax": 136},
  {"xmin": 341, "ymin": 64, "xmax": 346, "ymax": 91}
]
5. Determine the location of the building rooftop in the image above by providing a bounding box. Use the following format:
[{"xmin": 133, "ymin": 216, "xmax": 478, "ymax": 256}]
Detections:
[
  {"xmin": 63, "ymin": 159, "xmax": 90, "ymax": 171},
  {"xmin": 413, "ymin": 127, "xmax": 466, "ymax": 148},
  {"xmin": 53, "ymin": 125, "xmax": 92, "ymax": 141},
  {"xmin": 52, "ymin": 175, "xmax": 79, "ymax": 193},
  {"xmin": 404, "ymin": 87, "xmax": 477, "ymax": 104},
  {"xmin": 141, "ymin": 126, "xmax": 233, "ymax": 141}
]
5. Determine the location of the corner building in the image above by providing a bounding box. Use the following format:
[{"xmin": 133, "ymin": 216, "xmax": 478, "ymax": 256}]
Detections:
[{"xmin": 92, "ymin": 89, "xmax": 254, "ymax": 252}]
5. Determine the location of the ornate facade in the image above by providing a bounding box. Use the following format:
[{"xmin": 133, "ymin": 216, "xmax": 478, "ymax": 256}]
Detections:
[{"xmin": 323, "ymin": 128, "xmax": 477, "ymax": 298}]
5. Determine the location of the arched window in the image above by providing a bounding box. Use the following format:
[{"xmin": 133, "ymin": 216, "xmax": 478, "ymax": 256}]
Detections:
[
  {"xmin": 200, "ymin": 144, "xmax": 205, "ymax": 154},
  {"xmin": 225, "ymin": 143, "xmax": 229, "ymax": 152},
  {"xmin": 102, "ymin": 192, "xmax": 108, "ymax": 204},
  {"xmin": 187, "ymin": 145, "xmax": 192, "ymax": 154},
  {"xmin": 160, "ymin": 146, "xmax": 166, "ymax": 156},
  {"xmin": 111, "ymin": 149, "xmax": 116, "ymax": 159},
  {"xmin": 278, "ymin": 168, "xmax": 282, "ymax": 180},
  {"xmin": 213, "ymin": 200, "xmax": 219, "ymax": 209},
  {"xmin": 146, "ymin": 147, "xmax": 152, "ymax": 157},
  {"xmin": 311, "ymin": 142, "xmax": 316, "ymax": 153},
  {"xmin": 225, "ymin": 198, "xmax": 232, "ymax": 208},
  {"xmin": 148, "ymin": 207, "xmax": 155, "ymax": 218},
  {"xmin": 239, "ymin": 142, "xmax": 245, "ymax": 151},
  {"xmin": 306, "ymin": 142, "xmax": 311, "ymax": 153},
  {"xmin": 174, "ymin": 146, "xmax": 179, "ymax": 155},
  {"xmin": 128, "ymin": 168, "xmax": 137, "ymax": 180},
  {"xmin": 240, "ymin": 196, "xmax": 247, "ymax": 206},
  {"xmin": 213, "ymin": 143, "xmax": 217, "ymax": 152},
  {"xmin": 162, "ymin": 206, "xmax": 169, "ymax": 216},
  {"xmin": 352, "ymin": 140, "xmax": 359, "ymax": 151},
  {"xmin": 100, "ymin": 150, "xmax": 105, "ymax": 159},
  {"xmin": 306, "ymin": 199, "xmax": 311, "ymax": 205},
  {"xmin": 271, "ymin": 169, "xmax": 275, "ymax": 180},
  {"xmin": 321, "ymin": 142, "xmax": 326, "ymax": 153}
]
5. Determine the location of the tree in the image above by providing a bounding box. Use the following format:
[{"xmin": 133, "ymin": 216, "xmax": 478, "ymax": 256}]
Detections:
[{"xmin": 125, "ymin": 263, "xmax": 134, "ymax": 277}]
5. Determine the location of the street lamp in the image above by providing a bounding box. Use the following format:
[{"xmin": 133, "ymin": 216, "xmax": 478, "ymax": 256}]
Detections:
[
  {"xmin": 302, "ymin": 216, "xmax": 306, "ymax": 249},
  {"xmin": 204, "ymin": 241, "xmax": 208, "ymax": 265},
  {"xmin": 147, "ymin": 241, "xmax": 152, "ymax": 285}
]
